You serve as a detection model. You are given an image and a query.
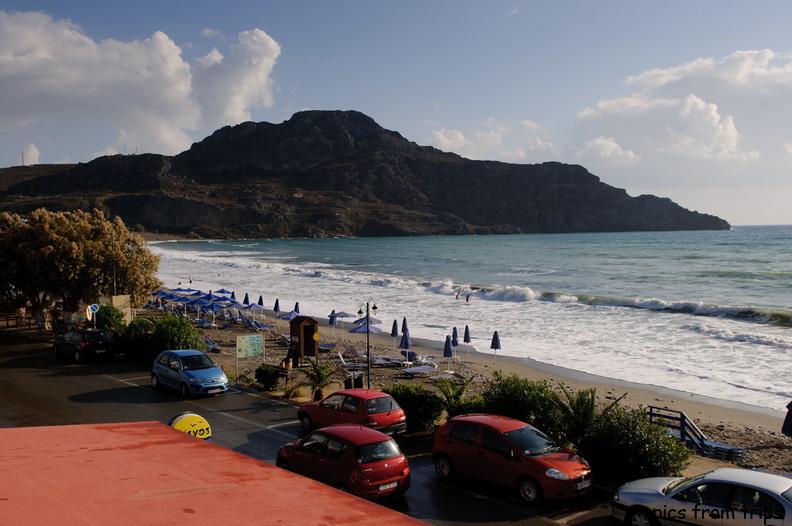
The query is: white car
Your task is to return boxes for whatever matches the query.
[612,467,792,526]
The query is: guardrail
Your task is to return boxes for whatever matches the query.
[646,406,746,462]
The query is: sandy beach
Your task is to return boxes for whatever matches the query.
[195,305,792,475]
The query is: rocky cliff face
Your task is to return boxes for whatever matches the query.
[0,110,730,237]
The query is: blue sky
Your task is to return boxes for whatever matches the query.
[3,2,792,225]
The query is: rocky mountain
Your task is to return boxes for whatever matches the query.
[0,110,730,238]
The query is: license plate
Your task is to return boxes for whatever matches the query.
[207,388,222,394]
[378,481,398,491]
[576,479,591,490]
[95,349,106,353]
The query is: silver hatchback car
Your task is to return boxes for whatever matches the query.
[151,349,228,397]
[612,467,792,526]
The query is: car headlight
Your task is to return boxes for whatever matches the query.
[220,374,228,383]
[545,468,570,480]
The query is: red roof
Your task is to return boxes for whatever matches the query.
[0,421,424,525]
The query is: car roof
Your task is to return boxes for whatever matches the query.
[315,424,393,445]
[447,413,531,432]
[165,349,204,357]
[703,468,792,493]
[333,389,392,400]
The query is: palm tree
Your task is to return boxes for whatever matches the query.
[300,357,337,401]
[548,384,625,445]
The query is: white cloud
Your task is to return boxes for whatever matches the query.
[201,28,221,38]
[428,117,556,162]
[22,143,39,165]
[192,28,281,127]
[575,136,637,165]
[0,11,281,157]
[428,128,475,157]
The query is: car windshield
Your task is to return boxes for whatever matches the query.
[85,332,110,343]
[664,473,705,495]
[180,354,216,370]
[365,396,400,415]
[357,440,401,464]
[503,425,561,456]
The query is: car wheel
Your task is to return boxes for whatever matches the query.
[334,483,350,493]
[151,374,160,390]
[73,350,81,363]
[299,414,313,432]
[517,477,542,503]
[434,454,455,479]
[179,383,190,398]
[628,508,659,526]
[276,458,289,470]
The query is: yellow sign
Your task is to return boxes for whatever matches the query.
[313,332,321,341]
[168,412,212,441]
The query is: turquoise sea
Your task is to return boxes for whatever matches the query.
[150,225,792,413]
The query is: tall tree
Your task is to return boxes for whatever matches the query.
[0,208,161,315]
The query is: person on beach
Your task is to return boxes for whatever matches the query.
[455,292,460,300]
[466,294,470,302]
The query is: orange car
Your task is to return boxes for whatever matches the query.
[277,424,410,500]
[297,389,407,435]
[431,414,592,503]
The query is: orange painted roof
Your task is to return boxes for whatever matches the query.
[0,421,424,525]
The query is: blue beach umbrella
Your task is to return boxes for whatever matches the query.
[398,329,412,350]
[243,293,250,305]
[464,325,472,357]
[353,316,382,325]
[401,317,408,334]
[452,327,459,347]
[443,335,453,358]
[294,302,300,314]
[258,295,264,306]
[491,331,501,360]
[348,323,383,334]
[273,299,280,313]
[278,310,299,321]
[231,291,236,300]
[334,311,354,330]
[390,319,399,351]
[152,289,170,297]
[328,310,337,324]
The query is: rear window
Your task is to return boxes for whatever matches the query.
[365,395,400,415]
[357,440,401,464]
[85,332,111,343]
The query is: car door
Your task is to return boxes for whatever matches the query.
[158,353,182,388]
[288,432,334,484]
[727,485,786,526]
[669,481,731,526]
[444,422,480,476]
[466,426,519,487]
[311,394,351,428]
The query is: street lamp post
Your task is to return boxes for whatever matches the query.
[357,300,377,389]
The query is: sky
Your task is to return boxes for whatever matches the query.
[2,2,792,226]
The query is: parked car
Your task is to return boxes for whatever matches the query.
[612,467,792,526]
[431,414,592,503]
[53,329,114,363]
[151,349,228,397]
[276,424,410,500]
[297,389,407,435]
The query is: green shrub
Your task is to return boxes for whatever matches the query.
[122,313,203,364]
[447,393,486,417]
[120,317,155,362]
[383,383,444,433]
[95,304,127,337]
[577,405,691,483]
[255,364,281,391]
[480,371,564,438]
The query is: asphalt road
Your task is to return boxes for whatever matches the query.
[0,331,614,526]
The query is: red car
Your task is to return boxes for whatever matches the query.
[276,424,410,500]
[297,389,407,435]
[431,414,592,503]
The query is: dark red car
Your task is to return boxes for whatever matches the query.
[276,424,410,500]
[297,389,407,435]
[431,414,592,503]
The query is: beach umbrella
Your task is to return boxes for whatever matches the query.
[491,330,501,361]
[464,325,472,357]
[334,310,354,330]
[243,292,250,305]
[231,291,236,300]
[258,295,264,306]
[452,326,459,347]
[443,335,453,358]
[273,299,280,313]
[390,319,399,351]
[348,323,383,334]
[353,316,382,325]
[215,288,233,295]
[329,310,338,335]
[398,329,412,350]
[401,317,408,334]
[244,304,266,311]
[294,302,300,314]
[278,310,299,321]
[152,289,170,297]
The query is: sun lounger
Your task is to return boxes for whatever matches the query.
[204,335,220,352]
[400,364,438,376]
[338,352,367,370]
